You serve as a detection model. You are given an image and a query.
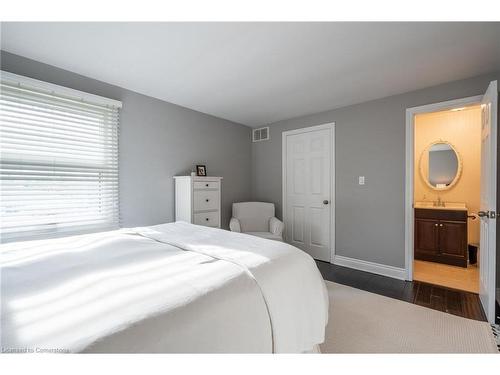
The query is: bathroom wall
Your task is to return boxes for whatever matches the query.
[414,106,482,244]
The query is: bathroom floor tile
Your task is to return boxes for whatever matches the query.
[413,260,479,293]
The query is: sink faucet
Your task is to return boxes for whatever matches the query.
[434,196,445,207]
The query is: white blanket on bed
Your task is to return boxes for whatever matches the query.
[1,222,328,353]
[134,222,329,352]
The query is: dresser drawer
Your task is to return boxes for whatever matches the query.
[175,176,222,228]
[193,190,219,211]
[193,211,220,227]
[194,180,220,190]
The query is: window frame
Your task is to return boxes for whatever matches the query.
[0,71,122,243]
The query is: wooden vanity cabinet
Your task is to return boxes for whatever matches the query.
[414,208,467,267]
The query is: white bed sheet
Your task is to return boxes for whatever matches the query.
[1,222,328,353]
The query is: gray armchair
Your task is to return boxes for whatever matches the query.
[229,202,284,241]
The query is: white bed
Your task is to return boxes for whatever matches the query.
[1,222,329,353]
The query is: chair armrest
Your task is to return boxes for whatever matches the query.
[229,217,241,232]
[269,217,284,237]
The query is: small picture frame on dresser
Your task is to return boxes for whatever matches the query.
[196,165,207,176]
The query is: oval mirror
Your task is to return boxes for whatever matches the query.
[420,141,462,190]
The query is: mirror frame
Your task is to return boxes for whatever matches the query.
[419,140,462,191]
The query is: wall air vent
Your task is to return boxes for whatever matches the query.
[252,126,270,142]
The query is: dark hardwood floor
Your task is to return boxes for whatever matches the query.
[316,260,487,321]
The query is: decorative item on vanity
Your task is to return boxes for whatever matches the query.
[229,202,284,241]
[174,175,222,228]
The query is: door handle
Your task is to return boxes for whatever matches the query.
[477,211,497,219]
[478,211,490,218]
[323,200,329,205]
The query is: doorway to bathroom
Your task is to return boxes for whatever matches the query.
[405,81,498,323]
[412,104,481,293]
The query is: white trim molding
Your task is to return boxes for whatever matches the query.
[333,255,407,280]
[404,95,483,281]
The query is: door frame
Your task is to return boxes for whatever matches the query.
[404,96,483,281]
[282,122,336,263]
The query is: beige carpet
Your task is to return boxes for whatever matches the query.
[321,281,498,353]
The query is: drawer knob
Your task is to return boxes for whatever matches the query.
[205,218,209,221]
[205,184,209,187]
[206,199,209,202]
[435,223,438,227]
[440,224,443,227]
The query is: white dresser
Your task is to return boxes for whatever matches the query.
[174,176,223,228]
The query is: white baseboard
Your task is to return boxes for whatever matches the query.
[333,255,407,280]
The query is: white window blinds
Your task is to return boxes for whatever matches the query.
[0,71,121,243]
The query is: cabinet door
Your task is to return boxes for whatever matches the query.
[439,220,467,259]
[415,219,439,256]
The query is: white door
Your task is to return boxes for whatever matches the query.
[283,123,334,262]
[479,80,497,323]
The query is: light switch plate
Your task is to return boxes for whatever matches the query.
[358,176,365,185]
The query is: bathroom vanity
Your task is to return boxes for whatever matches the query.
[414,205,468,268]
[414,140,470,268]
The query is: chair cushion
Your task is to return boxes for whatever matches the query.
[245,232,283,242]
[232,202,275,232]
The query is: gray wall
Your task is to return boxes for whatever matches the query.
[1,51,252,228]
[2,50,499,272]
[252,70,500,268]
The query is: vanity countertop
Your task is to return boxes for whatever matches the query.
[414,201,467,211]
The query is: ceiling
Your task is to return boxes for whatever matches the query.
[1,22,500,127]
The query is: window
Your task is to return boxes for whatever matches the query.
[0,72,121,242]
